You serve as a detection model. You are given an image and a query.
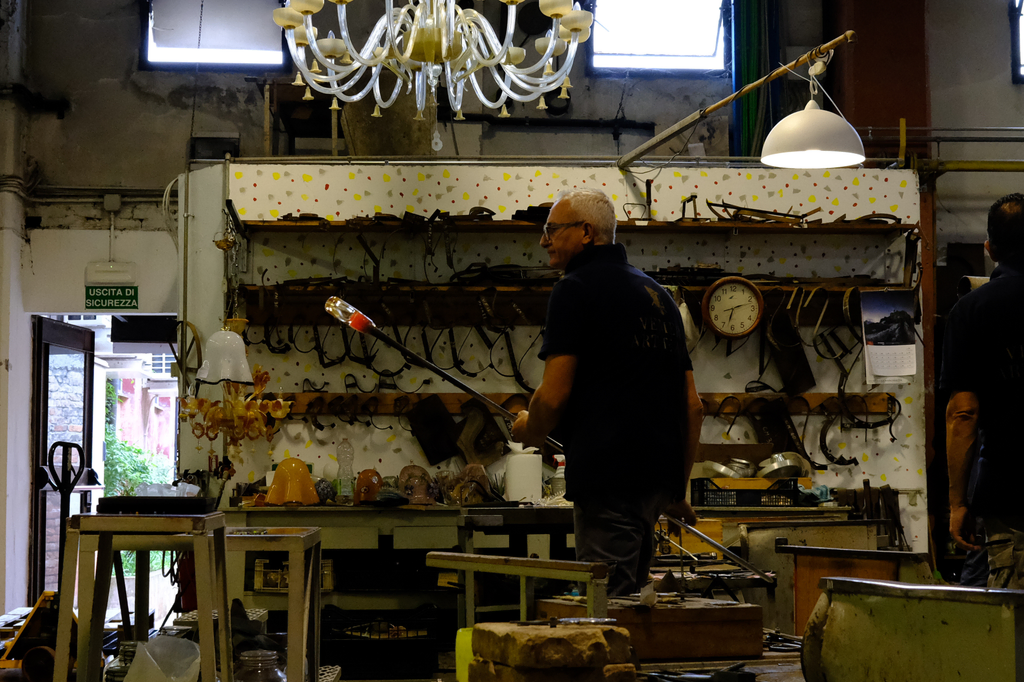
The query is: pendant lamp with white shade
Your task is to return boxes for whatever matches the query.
[760,99,865,169]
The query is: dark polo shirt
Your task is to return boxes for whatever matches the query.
[940,260,1024,517]
[539,243,693,503]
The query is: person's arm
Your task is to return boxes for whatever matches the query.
[665,370,703,525]
[947,390,982,552]
[510,354,577,447]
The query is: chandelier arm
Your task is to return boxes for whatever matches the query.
[289,36,385,100]
[373,66,405,107]
[286,31,372,90]
[338,2,413,69]
[295,27,370,82]
[381,0,425,68]
[301,16,387,75]
[456,5,518,70]
[461,68,506,108]
[504,35,580,85]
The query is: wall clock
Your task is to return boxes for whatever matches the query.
[701,276,764,339]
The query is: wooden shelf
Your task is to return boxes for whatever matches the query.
[240,282,913,328]
[270,391,893,418]
[242,217,918,236]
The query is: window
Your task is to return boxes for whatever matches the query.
[591,0,728,71]
[143,0,285,68]
[148,354,175,376]
[1013,1,1024,83]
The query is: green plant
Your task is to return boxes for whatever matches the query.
[104,435,173,573]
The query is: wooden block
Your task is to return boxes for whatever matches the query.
[469,658,636,682]
[535,597,763,661]
[472,623,632,669]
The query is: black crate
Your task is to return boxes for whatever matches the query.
[690,478,799,507]
[320,605,442,680]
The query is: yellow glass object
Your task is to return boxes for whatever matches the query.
[266,459,319,506]
[455,627,473,682]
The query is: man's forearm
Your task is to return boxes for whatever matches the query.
[523,384,566,444]
[946,391,980,509]
[682,371,702,483]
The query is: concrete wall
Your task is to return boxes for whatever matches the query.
[928,0,1024,253]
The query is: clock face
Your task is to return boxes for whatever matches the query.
[702,277,764,338]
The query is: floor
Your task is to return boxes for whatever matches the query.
[0,653,806,681]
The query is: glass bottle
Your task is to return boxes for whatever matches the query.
[234,649,287,682]
[335,438,355,505]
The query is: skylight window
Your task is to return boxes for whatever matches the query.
[144,0,284,68]
[591,0,727,71]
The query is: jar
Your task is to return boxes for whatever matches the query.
[234,649,286,682]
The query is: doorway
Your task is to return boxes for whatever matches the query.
[31,317,96,598]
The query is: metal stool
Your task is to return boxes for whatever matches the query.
[225,527,322,682]
[53,513,233,682]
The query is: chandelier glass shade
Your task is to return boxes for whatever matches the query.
[272,0,594,118]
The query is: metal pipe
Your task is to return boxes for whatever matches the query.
[616,30,858,169]
[663,514,775,584]
[918,159,1024,173]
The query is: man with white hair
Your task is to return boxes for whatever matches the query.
[512,188,703,596]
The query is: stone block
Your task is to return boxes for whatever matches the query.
[469,658,636,682]
[472,623,632,669]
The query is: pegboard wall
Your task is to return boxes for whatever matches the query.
[182,162,927,552]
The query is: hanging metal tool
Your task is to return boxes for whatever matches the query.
[325,297,564,453]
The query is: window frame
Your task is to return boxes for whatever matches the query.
[136,0,292,74]
[1012,0,1024,84]
[584,0,733,80]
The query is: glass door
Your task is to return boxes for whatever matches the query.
[31,317,95,598]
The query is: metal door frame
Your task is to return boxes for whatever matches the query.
[30,316,95,599]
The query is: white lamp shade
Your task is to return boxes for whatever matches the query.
[290,0,325,15]
[561,9,593,32]
[760,100,865,169]
[294,25,317,46]
[539,0,572,18]
[196,330,252,385]
[505,46,526,65]
[559,24,590,43]
[317,37,347,58]
[272,7,304,29]
[534,37,566,57]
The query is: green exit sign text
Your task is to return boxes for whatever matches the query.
[85,286,139,310]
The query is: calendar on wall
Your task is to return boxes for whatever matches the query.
[861,290,917,383]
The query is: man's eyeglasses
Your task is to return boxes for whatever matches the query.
[541,220,584,240]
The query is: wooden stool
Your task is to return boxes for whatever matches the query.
[53,513,233,682]
[225,527,322,682]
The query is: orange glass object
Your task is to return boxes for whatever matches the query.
[353,469,383,505]
[266,459,319,506]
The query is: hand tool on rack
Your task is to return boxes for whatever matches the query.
[662,514,775,584]
[325,297,564,453]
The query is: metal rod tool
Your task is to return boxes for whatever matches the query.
[663,514,775,584]
[325,296,564,453]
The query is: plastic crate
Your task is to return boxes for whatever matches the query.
[690,478,799,507]
[320,604,441,679]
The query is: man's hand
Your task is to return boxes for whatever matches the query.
[665,498,697,526]
[950,504,982,552]
[511,410,537,446]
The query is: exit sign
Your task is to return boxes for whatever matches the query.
[85,286,139,310]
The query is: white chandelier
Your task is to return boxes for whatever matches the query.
[272,0,594,120]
